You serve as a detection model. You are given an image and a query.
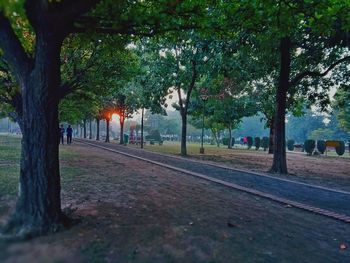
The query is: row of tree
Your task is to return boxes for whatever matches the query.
[0,0,349,237]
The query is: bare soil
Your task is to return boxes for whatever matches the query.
[1,144,350,262]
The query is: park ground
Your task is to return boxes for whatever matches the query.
[135,141,350,192]
[0,135,350,262]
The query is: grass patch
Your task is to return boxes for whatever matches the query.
[0,135,83,197]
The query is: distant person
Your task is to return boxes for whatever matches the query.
[66,125,73,144]
[243,137,247,145]
[59,125,65,144]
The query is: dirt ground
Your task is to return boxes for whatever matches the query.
[1,144,349,263]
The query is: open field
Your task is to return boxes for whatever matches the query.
[132,141,350,192]
[0,135,350,262]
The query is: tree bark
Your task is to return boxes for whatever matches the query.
[89,119,92,139]
[141,108,144,149]
[83,119,87,139]
[271,37,291,174]
[96,118,100,140]
[105,119,110,143]
[228,124,232,149]
[180,113,187,156]
[119,114,124,145]
[4,30,68,237]
[268,117,274,154]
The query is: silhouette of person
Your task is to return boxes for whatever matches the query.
[66,125,73,144]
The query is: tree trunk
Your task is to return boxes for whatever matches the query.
[83,119,87,139]
[105,119,110,143]
[119,115,125,145]
[141,108,144,149]
[4,32,68,237]
[216,131,220,147]
[180,113,187,156]
[271,37,291,174]
[89,119,92,139]
[96,118,100,141]
[268,117,274,154]
[228,124,232,149]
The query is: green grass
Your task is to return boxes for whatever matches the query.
[0,136,21,196]
[0,135,82,197]
[133,141,350,158]
[136,141,261,156]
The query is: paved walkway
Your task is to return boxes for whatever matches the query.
[78,140,350,218]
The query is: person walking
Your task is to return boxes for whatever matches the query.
[59,125,65,144]
[66,124,73,144]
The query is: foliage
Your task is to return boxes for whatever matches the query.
[247,136,253,149]
[335,141,346,156]
[222,137,234,147]
[254,137,260,150]
[317,140,326,154]
[309,128,335,141]
[145,129,161,142]
[287,140,295,151]
[261,137,269,151]
[286,110,327,143]
[333,85,350,134]
[304,140,316,155]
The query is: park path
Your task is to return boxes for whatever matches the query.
[75,139,350,221]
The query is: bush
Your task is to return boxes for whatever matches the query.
[304,139,315,155]
[287,139,295,151]
[222,137,235,147]
[146,130,161,142]
[336,141,345,156]
[247,136,253,149]
[254,137,261,150]
[261,137,269,151]
[317,140,326,154]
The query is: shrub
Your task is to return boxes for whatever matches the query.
[336,141,345,156]
[317,140,326,154]
[261,137,269,151]
[287,139,295,151]
[222,137,235,146]
[304,139,315,155]
[254,137,261,150]
[146,130,161,141]
[247,136,253,149]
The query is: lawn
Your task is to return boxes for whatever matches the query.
[0,135,350,262]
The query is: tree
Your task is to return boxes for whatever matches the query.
[234,1,350,173]
[0,0,210,237]
[333,85,350,133]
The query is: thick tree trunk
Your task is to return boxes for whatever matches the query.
[141,108,144,149]
[228,125,232,149]
[89,119,92,139]
[271,37,291,174]
[96,118,100,141]
[268,118,274,154]
[180,113,187,156]
[5,32,68,237]
[105,119,110,143]
[83,119,87,139]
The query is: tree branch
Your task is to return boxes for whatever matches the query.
[290,56,350,87]
[0,12,31,85]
